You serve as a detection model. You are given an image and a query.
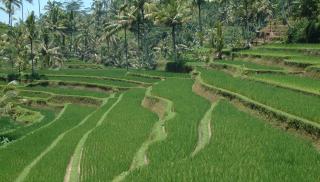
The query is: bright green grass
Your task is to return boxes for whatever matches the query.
[0,104,94,182]
[260,43,320,50]
[0,68,11,72]
[0,117,16,133]
[239,49,320,64]
[307,65,320,73]
[0,80,7,85]
[39,69,159,83]
[125,78,211,180]
[215,59,284,70]
[186,62,206,67]
[80,89,158,181]
[46,76,139,87]
[24,97,118,182]
[146,78,210,161]
[251,73,320,94]
[0,107,57,142]
[129,69,191,78]
[199,68,320,123]
[22,86,109,98]
[18,90,52,99]
[127,100,320,181]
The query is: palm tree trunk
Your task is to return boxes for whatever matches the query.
[125,27,128,71]
[9,10,11,26]
[244,0,250,46]
[10,55,13,71]
[31,38,34,75]
[172,24,177,62]
[137,21,140,62]
[141,7,146,66]
[22,1,24,20]
[38,0,41,17]
[198,3,203,46]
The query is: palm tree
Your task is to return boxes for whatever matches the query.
[0,0,21,26]
[44,1,66,48]
[132,0,146,50]
[152,0,191,62]
[26,11,36,74]
[37,0,40,17]
[193,0,205,46]
[75,20,94,61]
[65,0,83,55]
[210,21,224,59]
[21,0,32,20]
[105,3,137,70]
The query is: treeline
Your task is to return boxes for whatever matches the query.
[0,0,319,74]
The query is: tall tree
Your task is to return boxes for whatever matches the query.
[44,1,66,49]
[1,0,21,26]
[37,0,40,16]
[152,0,191,62]
[65,0,83,55]
[105,3,137,70]
[26,11,36,74]
[21,0,33,20]
[193,0,205,46]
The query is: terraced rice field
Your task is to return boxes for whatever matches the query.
[0,80,7,85]
[251,73,320,95]
[213,59,284,70]
[0,44,320,181]
[199,68,320,123]
[80,89,158,182]
[0,106,57,141]
[260,43,320,50]
[45,75,141,88]
[24,96,119,182]
[0,117,16,133]
[0,105,94,181]
[127,100,320,181]
[238,49,320,65]
[22,86,110,98]
[39,69,161,84]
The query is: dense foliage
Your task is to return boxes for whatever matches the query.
[0,0,318,73]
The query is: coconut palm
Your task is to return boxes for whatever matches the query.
[21,0,32,20]
[65,0,83,54]
[132,0,147,46]
[44,2,66,48]
[193,0,205,46]
[210,21,224,59]
[8,23,26,72]
[105,3,137,70]
[0,0,21,26]
[26,11,36,74]
[37,0,40,16]
[151,0,191,62]
[75,20,95,61]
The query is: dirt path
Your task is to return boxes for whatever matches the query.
[191,102,218,157]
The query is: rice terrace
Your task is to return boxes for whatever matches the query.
[0,0,320,181]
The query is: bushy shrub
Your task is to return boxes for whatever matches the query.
[24,72,42,81]
[165,61,193,73]
[2,85,16,94]
[305,20,320,43]
[287,18,320,43]
[210,22,224,59]
[7,73,20,82]
[287,18,309,43]
[224,26,244,49]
